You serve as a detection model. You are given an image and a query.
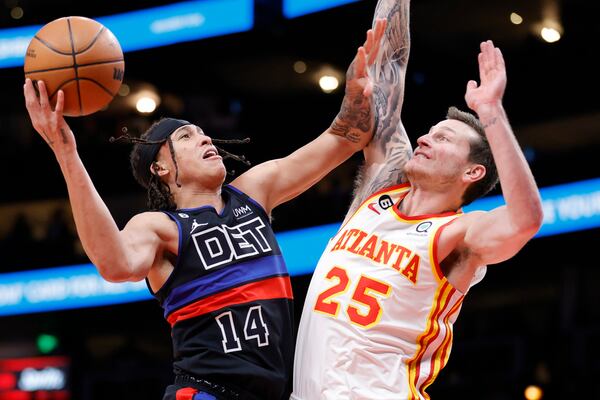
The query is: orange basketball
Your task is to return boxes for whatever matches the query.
[24,16,125,117]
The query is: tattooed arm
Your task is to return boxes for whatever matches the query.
[343,0,413,222]
[232,21,389,214]
[329,18,388,149]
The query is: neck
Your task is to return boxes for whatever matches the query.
[174,186,225,211]
[400,181,463,216]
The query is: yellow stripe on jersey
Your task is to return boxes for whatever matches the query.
[406,280,454,399]
[419,294,464,398]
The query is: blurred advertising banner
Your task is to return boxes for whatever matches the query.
[464,177,600,238]
[283,0,360,18]
[0,356,69,399]
[1,178,600,316]
[0,0,253,68]
[0,264,150,317]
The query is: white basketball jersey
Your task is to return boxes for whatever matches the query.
[292,184,486,400]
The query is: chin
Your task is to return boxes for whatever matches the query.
[404,163,432,184]
[404,160,421,176]
[214,166,227,184]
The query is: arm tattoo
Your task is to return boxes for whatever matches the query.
[345,0,413,218]
[331,64,373,143]
[60,128,69,144]
[483,117,498,129]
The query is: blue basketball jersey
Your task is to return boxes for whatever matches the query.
[148,185,294,400]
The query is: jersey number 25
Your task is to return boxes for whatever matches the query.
[314,266,391,329]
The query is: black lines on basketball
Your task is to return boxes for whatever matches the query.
[25,65,74,75]
[25,59,125,75]
[76,26,105,55]
[79,77,117,98]
[48,78,77,102]
[32,35,72,56]
[24,16,124,116]
[66,18,83,115]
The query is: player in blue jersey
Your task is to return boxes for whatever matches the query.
[23,20,388,400]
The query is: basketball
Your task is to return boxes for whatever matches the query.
[24,16,125,117]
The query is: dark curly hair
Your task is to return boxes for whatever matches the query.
[117,118,251,211]
[129,120,180,211]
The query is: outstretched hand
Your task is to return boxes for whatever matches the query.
[330,18,387,144]
[347,18,388,97]
[465,40,507,117]
[23,78,75,155]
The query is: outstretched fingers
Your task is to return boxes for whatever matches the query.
[367,18,387,66]
[364,29,374,55]
[37,80,50,109]
[478,44,489,80]
[480,40,507,81]
[24,78,39,111]
[355,46,367,78]
[494,47,505,70]
[55,90,64,116]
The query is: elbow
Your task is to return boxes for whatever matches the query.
[517,202,544,238]
[95,259,137,283]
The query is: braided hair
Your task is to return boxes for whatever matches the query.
[112,118,250,211]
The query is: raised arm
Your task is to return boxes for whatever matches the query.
[459,41,543,266]
[232,20,387,214]
[344,0,413,221]
[23,79,167,282]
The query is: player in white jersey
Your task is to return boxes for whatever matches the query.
[292,0,543,399]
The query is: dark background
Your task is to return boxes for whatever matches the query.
[1,0,599,398]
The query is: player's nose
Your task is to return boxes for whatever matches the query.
[199,134,213,146]
[416,135,431,148]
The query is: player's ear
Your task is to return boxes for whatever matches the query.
[151,161,169,177]
[463,164,486,184]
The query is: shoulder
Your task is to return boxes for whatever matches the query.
[229,161,278,211]
[127,211,172,225]
[436,211,487,260]
[125,211,178,238]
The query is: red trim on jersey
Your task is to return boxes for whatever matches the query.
[176,387,199,400]
[408,281,456,399]
[419,295,464,395]
[338,184,411,232]
[431,218,460,282]
[167,276,293,327]
[439,298,464,367]
[365,183,411,202]
[392,202,461,221]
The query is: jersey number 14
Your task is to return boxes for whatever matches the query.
[215,306,270,353]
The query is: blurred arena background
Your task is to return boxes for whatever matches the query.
[0,0,599,398]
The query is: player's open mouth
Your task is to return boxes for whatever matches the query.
[414,151,429,159]
[203,148,220,159]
